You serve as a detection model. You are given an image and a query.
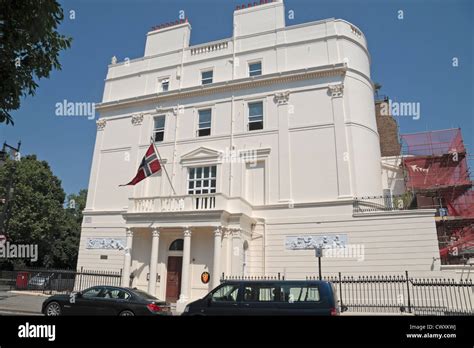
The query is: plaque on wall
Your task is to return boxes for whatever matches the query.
[285,234,347,250]
[86,238,126,250]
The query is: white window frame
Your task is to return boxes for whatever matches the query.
[201,69,213,85]
[187,165,217,195]
[247,100,264,131]
[248,60,262,77]
[153,115,166,142]
[197,108,212,137]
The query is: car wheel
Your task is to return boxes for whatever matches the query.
[119,310,135,316]
[45,302,62,316]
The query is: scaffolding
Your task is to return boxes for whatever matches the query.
[401,129,474,264]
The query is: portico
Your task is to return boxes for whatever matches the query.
[121,224,247,308]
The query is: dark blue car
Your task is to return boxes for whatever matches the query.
[182,280,341,316]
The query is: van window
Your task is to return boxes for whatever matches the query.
[211,284,239,302]
[281,285,320,303]
[243,285,280,302]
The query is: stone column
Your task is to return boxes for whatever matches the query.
[222,228,231,277]
[231,228,243,276]
[212,227,222,289]
[274,91,292,202]
[328,83,352,197]
[122,228,134,287]
[179,227,192,303]
[147,228,160,295]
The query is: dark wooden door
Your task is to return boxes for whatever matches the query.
[166,256,182,303]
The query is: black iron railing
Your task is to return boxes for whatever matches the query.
[220,271,473,315]
[0,266,122,294]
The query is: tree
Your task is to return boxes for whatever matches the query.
[0,155,86,269]
[0,0,72,125]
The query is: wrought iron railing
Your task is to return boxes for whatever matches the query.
[220,271,473,315]
[353,193,417,214]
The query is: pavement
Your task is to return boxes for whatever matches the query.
[0,290,45,315]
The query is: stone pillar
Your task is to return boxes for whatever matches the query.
[222,228,231,277]
[231,228,243,276]
[274,91,292,202]
[178,227,192,303]
[212,227,222,289]
[122,228,134,287]
[148,228,160,295]
[328,83,352,197]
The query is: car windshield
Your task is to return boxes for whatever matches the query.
[130,289,158,300]
[34,273,50,278]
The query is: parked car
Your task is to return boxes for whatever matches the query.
[183,280,343,316]
[28,272,55,290]
[42,285,171,316]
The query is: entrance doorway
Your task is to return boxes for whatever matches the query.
[166,238,184,303]
[166,256,182,303]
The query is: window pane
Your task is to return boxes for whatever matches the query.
[188,181,194,189]
[154,116,165,129]
[189,168,195,178]
[154,131,164,142]
[249,62,262,76]
[196,168,202,178]
[196,181,201,188]
[199,109,211,123]
[198,128,211,137]
[204,167,210,177]
[249,102,263,116]
[162,81,169,91]
[211,179,216,188]
[211,166,216,177]
[203,180,209,187]
[202,70,213,84]
[249,121,263,131]
[212,285,239,302]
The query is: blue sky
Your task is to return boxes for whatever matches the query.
[1,0,472,195]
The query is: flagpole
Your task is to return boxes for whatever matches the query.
[150,137,177,195]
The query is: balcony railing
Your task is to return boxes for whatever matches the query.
[128,193,252,215]
[353,193,417,214]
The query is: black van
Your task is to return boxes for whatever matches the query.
[182,280,340,316]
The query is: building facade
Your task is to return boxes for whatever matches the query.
[77,0,441,311]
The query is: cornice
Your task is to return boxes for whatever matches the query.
[96,64,347,112]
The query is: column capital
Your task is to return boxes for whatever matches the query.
[151,228,160,238]
[231,227,242,238]
[213,226,222,237]
[274,90,290,105]
[328,83,344,97]
[125,228,134,237]
[183,227,192,238]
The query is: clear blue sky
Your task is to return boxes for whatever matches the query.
[1,0,472,195]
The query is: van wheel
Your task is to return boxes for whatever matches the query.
[119,310,135,316]
[45,302,62,316]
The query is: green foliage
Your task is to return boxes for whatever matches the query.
[0,0,72,125]
[0,155,86,269]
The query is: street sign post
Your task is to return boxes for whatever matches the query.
[315,246,322,280]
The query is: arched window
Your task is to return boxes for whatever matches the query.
[169,239,184,251]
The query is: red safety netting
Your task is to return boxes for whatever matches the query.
[443,189,474,218]
[439,224,474,258]
[401,129,471,189]
[403,156,471,189]
[401,128,465,157]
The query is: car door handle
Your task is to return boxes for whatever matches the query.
[243,303,250,307]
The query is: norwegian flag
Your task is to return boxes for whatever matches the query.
[121,144,162,186]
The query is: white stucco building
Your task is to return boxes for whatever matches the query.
[77,0,441,311]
